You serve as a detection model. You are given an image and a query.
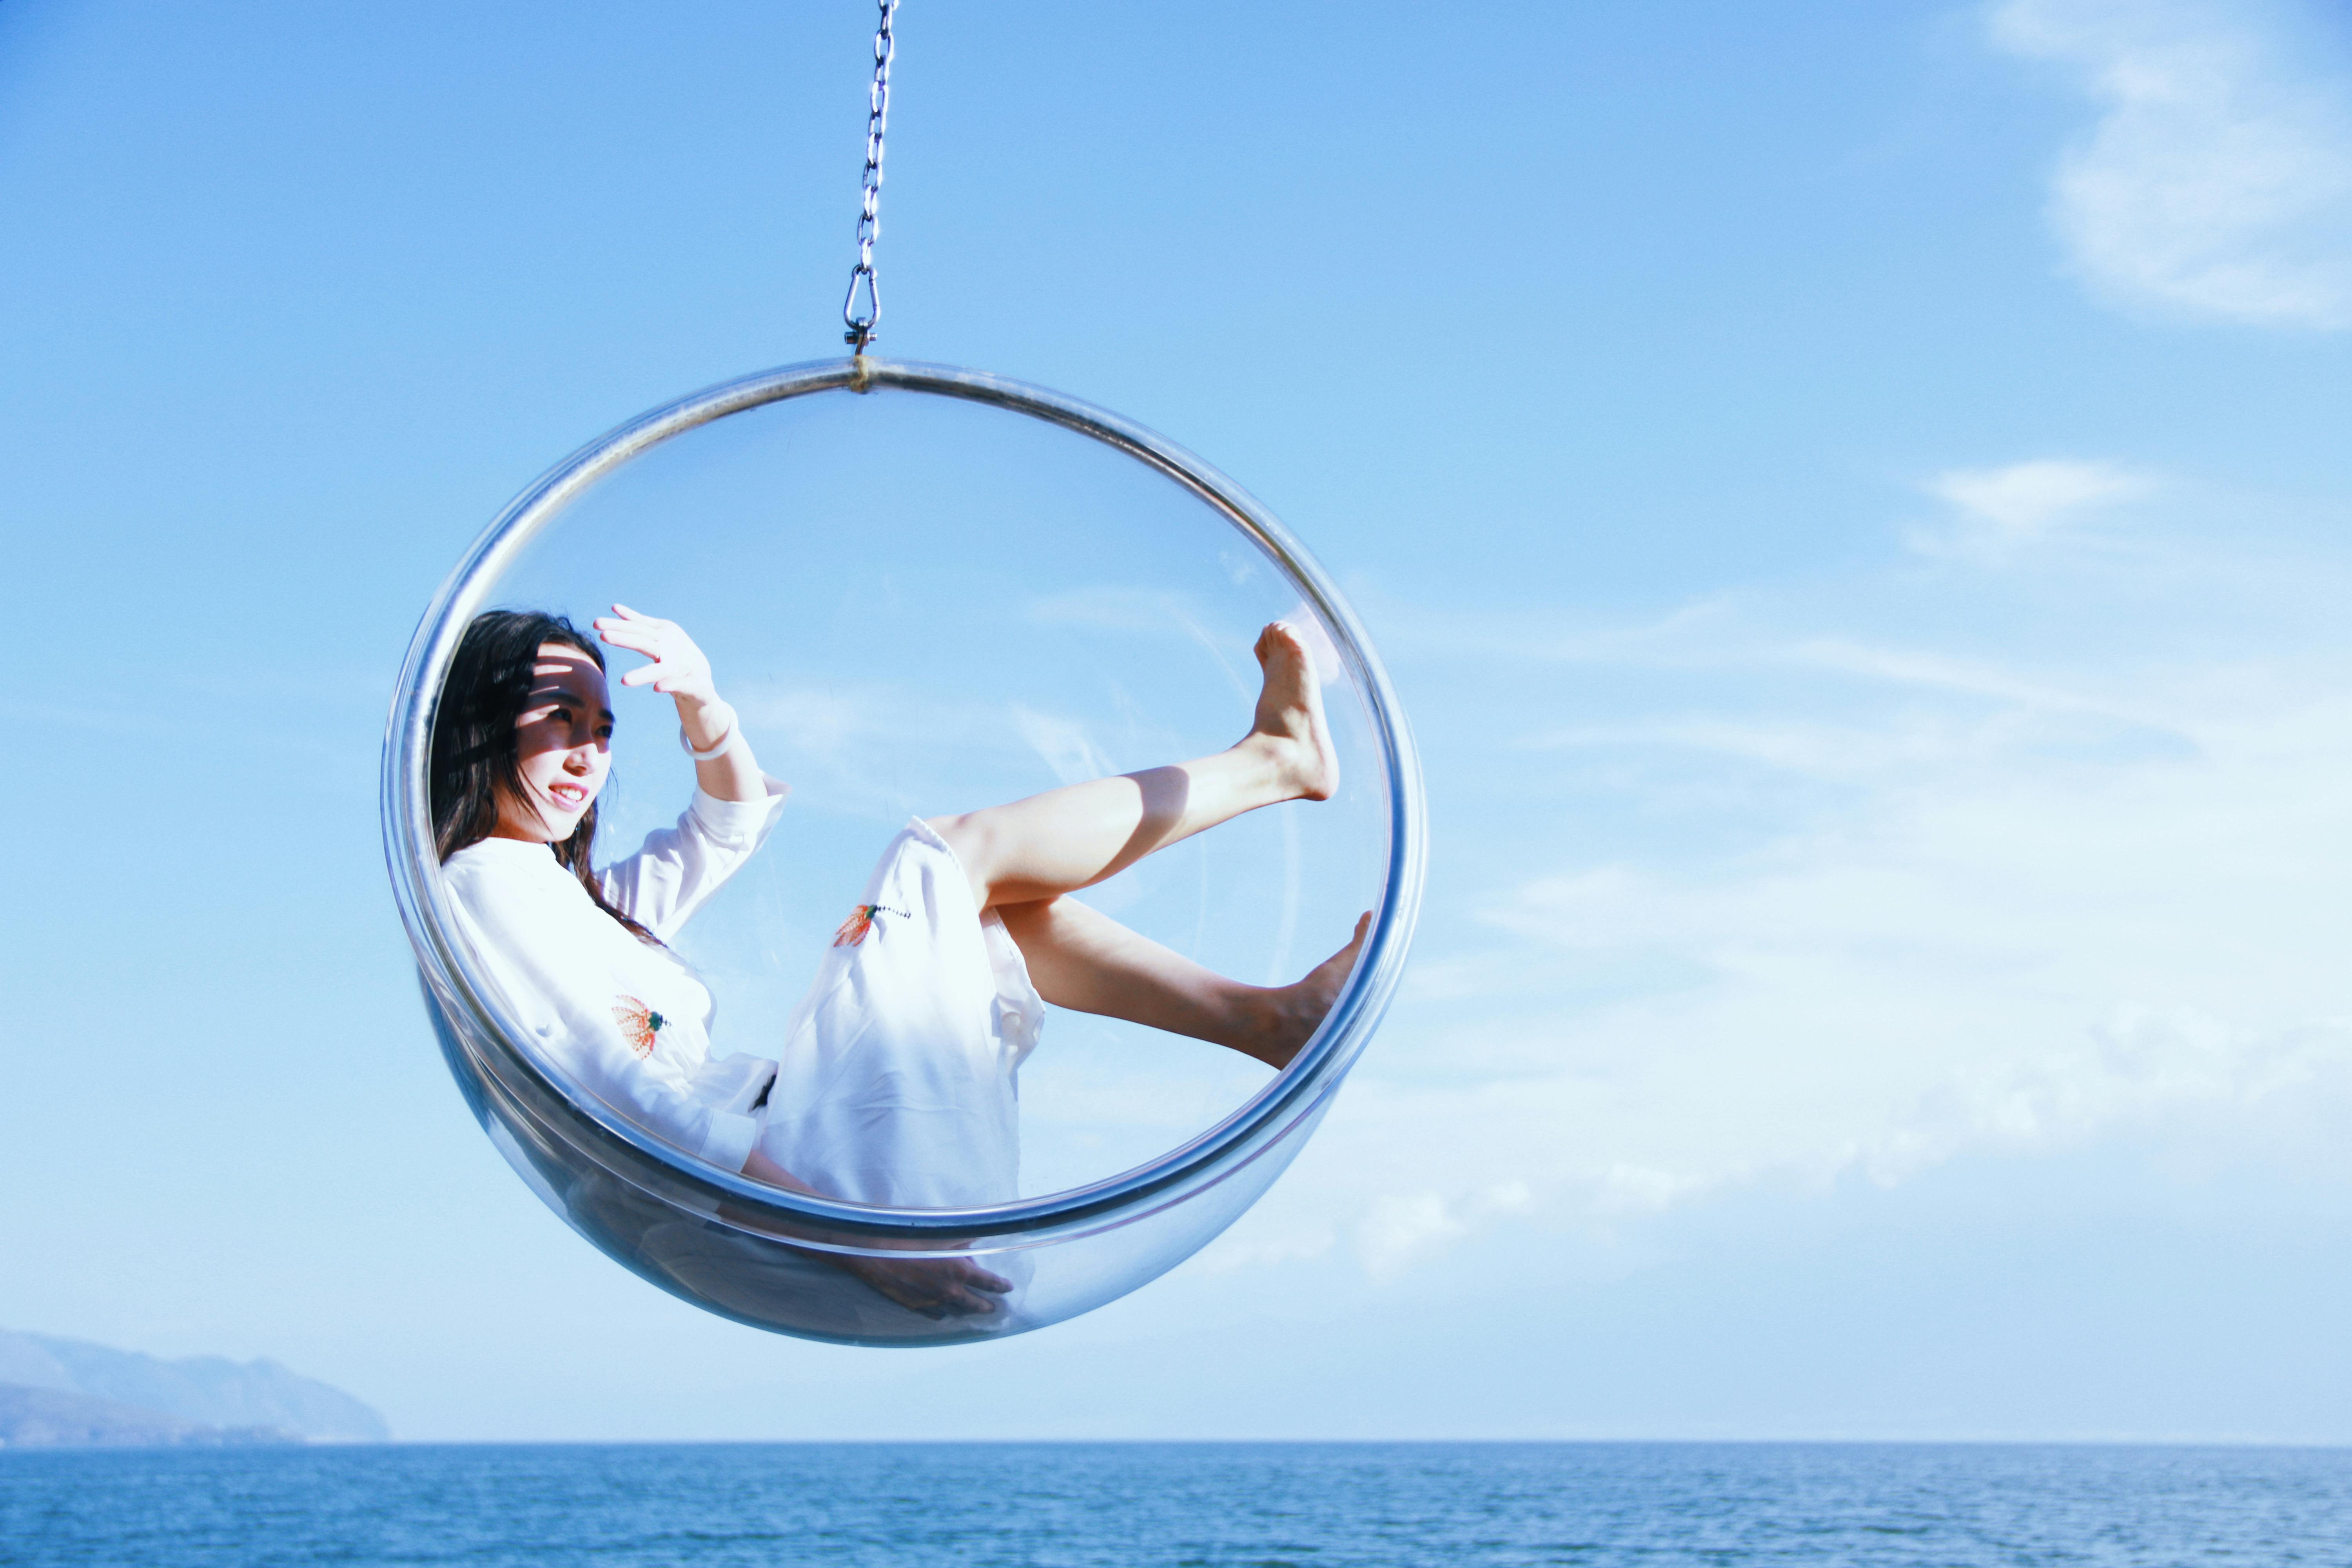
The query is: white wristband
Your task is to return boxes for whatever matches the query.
[679,703,738,763]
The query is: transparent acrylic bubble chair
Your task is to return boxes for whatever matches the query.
[382,358,1425,1344]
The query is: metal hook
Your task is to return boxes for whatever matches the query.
[842,265,880,352]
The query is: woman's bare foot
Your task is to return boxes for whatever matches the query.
[1244,622,1341,802]
[1249,912,1372,1069]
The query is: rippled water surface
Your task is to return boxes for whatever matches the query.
[4,1441,2349,1566]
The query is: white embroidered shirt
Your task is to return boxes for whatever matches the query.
[441,784,788,1172]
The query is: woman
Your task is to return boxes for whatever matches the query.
[433,604,1364,1316]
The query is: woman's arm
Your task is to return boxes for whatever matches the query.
[594,603,768,802]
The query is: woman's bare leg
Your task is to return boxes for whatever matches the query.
[997,897,1371,1070]
[930,624,1338,911]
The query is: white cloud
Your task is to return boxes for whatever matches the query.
[1237,465,2352,1283]
[1025,586,1204,634]
[1010,703,1118,786]
[1194,1221,1338,1276]
[1853,1004,2352,1185]
[1351,1182,1536,1281]
[1354,1193,1467,1280]
[1781,636,2139,715]
[726,677,1187,822]
[1479,664,2352,1171]
[1991,0,2352,328]
[1912,457,2155,559]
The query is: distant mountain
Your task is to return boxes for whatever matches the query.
[0,1331,387,1443]
[0,1385,298,1449]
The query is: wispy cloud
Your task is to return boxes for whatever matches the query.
[1009,704,1118,786]
[1353,1183,1535,1281]
[1851,1005,2352,1185]
[1910,457,2156,559]
[1223,458,2352,1283]
[1991,0,2352,328]
[728,678,1186,822]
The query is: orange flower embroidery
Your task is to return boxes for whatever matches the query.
[612,995,666,1058]
[832,903,909,947]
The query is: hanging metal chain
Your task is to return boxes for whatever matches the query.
[842,0,898,352]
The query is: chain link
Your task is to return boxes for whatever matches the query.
[842,0,898,352]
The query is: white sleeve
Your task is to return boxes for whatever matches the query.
[445,862,757,1171]
[599,779,789,942]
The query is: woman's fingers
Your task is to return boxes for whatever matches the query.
[853,1255,1009,1316]
[935,1260,1012,1307]
[595,610,715,700]
[594,634,658,664]
[596,617,710,677]
[593,606,668,638]
[935,1282,1004,1316]
[593,619,661,651]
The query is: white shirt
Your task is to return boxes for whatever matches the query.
[443,784,788,1173]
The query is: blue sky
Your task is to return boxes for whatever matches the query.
[4,0,2350,1442]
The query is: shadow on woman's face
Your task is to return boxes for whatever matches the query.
[495,643,614,842]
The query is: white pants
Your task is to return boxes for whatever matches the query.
[756,818,1045,1210]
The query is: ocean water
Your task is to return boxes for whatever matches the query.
[3,1441,2348,1566]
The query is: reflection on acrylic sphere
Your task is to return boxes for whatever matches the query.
[383,359,1424,1345]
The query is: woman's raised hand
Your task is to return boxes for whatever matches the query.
[594,604,768,800]
[593,604,720,709]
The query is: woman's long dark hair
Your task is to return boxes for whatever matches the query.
[432,609,656,943]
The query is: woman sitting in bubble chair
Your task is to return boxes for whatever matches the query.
[432,605,1365,1318]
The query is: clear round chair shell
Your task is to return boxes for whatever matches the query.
[382,358,1426,1345]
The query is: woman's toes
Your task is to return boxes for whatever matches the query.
[1321,912,1370,989]
[1249,622,1340,801]
[1262,912,1373,1069]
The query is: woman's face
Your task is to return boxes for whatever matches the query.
[493,641,614,842]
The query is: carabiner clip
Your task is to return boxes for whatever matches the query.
[842,265,881,350]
